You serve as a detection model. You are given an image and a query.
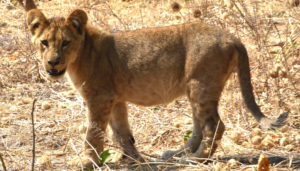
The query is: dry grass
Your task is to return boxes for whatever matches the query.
[0,0,299,170]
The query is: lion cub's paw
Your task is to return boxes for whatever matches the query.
[69,157,101,170]
[162,149,191,161]
[162,150,178,160]
[119,153,145,165]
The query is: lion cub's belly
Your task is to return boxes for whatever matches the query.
[123,76,185,106]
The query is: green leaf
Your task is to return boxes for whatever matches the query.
[99,150,114,164]
[184,130,192,142]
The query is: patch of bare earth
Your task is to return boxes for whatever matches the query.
[0,0,299,170]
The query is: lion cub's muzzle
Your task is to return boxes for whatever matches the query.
[46,57,66,77]
[47,68,66,76]
[48,57,60,67]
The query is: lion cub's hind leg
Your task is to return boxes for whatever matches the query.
[187,79,226,159]
[163,79,226,160]
[109,102,144,163]
[162,113,203,160]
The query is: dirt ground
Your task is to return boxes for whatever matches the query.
[0,0,299,170]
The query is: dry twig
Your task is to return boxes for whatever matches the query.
[0,153,7,171]
[31,99,37,171]
[105,2,128,30]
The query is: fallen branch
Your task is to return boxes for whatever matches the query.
[31,99,37,171]
[214,153,300,169]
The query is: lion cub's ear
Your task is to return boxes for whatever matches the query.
[66,9,88,35]
[26,9,48,36]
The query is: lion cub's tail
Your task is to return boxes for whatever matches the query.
[235,43,288,130]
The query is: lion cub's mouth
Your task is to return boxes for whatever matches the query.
[47,68,66,76]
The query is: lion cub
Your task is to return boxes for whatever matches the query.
[20,0,288,168]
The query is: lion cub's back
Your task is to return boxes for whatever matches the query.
[112,22,236,106]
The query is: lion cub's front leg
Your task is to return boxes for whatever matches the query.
[109,102,143,162]
[82,96,143,168]
[82,95,114,168]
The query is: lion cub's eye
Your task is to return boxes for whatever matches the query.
[41,40,49,47]
[62,40,71,48]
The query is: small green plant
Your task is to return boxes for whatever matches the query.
[184,130,192,143]
[99,150,115,164]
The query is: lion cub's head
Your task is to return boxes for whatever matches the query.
[26,9,88,80]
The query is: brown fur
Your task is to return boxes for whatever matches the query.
[20,1,288,168]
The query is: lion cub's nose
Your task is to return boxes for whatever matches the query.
[48,57,60,67]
